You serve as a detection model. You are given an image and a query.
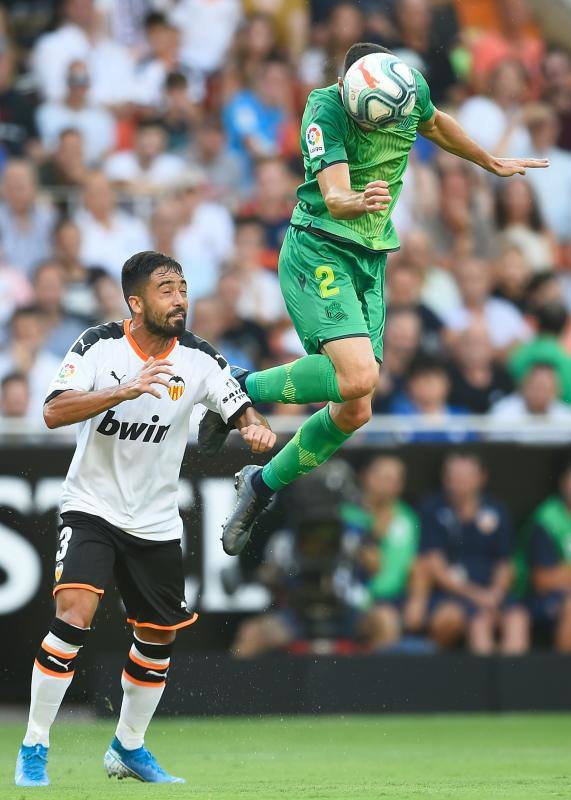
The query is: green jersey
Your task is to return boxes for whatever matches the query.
[291,71,435,252]
[365,501,419,601]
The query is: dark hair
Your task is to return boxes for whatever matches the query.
[165,71,188,91]
[495,180,544,232]
[1,371,28,391]
[526,271,557,296]
[136,117,166,133]
[121,251,183,310]
[443,450,485,472]
[407,354,449,382]
[533,301,568,335]
[343,42,393,76]
[144,11,169,30]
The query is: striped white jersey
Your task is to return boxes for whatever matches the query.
[46,320,250,540]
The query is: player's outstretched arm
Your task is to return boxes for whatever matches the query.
[317,162,392,219]
[418,109,549,177]
[235,407,276,454]
[44,357,174,429]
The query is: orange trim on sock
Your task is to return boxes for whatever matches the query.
[127,612,198,631]
[123,319,177,362]
[129,651,169,671]
[42,642,78,660]
[34,659,74,679]
[122,669,165,689]
[53,583,104,597]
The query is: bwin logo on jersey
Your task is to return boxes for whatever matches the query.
[96,409,170,443]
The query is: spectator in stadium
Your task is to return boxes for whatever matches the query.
[0,29,40,158]
[419,452,529,654]
[357,456,419,650]
[229,13,280,92]
[216,271,272,370]
[162,72,202,154]
[493,245,533,313]
[36,60,116,166]
[90,270,128,324]
[74,171,151,280]
[187,116,244,208]
[149,199,181,258]
[242,0,309,64]
[448,322,514,414]
[32,259,90,358]
[489,363,571,442]
[389,355,473,443]
[0,159,56,275]
[399,229,461,320]
[494,178,555,272]
[170,0,243,76]
[444,257,530,356]
[390,0,459,104]
[52,217,97,319]
[541,49,571,152]
[509,302,571,404]
[0,258,33,340]
[134,12,205,110]
[38,128,88,190]
[298,1,365,92]
[386,262,444,356]
[528,460,571,652]
[225,217,287,326]
[222,57,293,182]
[191,295,255,371]
[373,307,421,413]
[0,372,30,419]
[525,103,571,243]
[174,171,234,301]
[104,118,185,193]
[238,157,296,267]
[0,305,60,419]
[458,59,532,157]
[426,164,496,266]
[31,0,137,106]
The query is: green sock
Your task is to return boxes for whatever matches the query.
[261,405,352,491]
[245,355,343,405]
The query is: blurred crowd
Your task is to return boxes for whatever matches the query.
[230,453,571,657]
[0,0,571,431]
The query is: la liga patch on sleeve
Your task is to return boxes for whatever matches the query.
[306,123,325,158]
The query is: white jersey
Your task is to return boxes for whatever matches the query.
[46,320,250,540]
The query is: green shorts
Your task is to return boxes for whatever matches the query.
[278,225,388,362]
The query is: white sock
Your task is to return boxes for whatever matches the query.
[23,631,83,747]
[115,641,170,751]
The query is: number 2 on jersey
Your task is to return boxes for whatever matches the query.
[315,265,339,298]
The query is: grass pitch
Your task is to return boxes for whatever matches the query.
[2,714,570,799]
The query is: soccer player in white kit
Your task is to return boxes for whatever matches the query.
[15,251,276,787]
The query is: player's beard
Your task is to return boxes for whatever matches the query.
[144,307,187,338]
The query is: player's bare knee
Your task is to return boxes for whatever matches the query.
[55,589,98,629]
[56,605,93,630]
[337,364,378,400]
[135,626,176,645]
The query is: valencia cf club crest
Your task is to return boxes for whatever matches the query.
[168,376,185,401]
[54,562,63,583]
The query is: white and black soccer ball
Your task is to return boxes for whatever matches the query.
[342,52,417,129]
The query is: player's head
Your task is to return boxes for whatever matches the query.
[121,250,187,337]
[342,42,393,77]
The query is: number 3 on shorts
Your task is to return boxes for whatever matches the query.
[315,265,339,298]
[56,526,72,561]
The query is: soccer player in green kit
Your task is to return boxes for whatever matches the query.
[200,42,548,556]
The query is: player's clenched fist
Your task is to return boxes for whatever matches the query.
[240,424,277,454]
[120,357,174,400]
[362,180,392,213]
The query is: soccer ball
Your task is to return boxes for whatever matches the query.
[342,53,417,130]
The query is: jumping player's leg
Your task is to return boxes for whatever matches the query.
[260,337,377,492]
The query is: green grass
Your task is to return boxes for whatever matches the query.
[2,714,570,799]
